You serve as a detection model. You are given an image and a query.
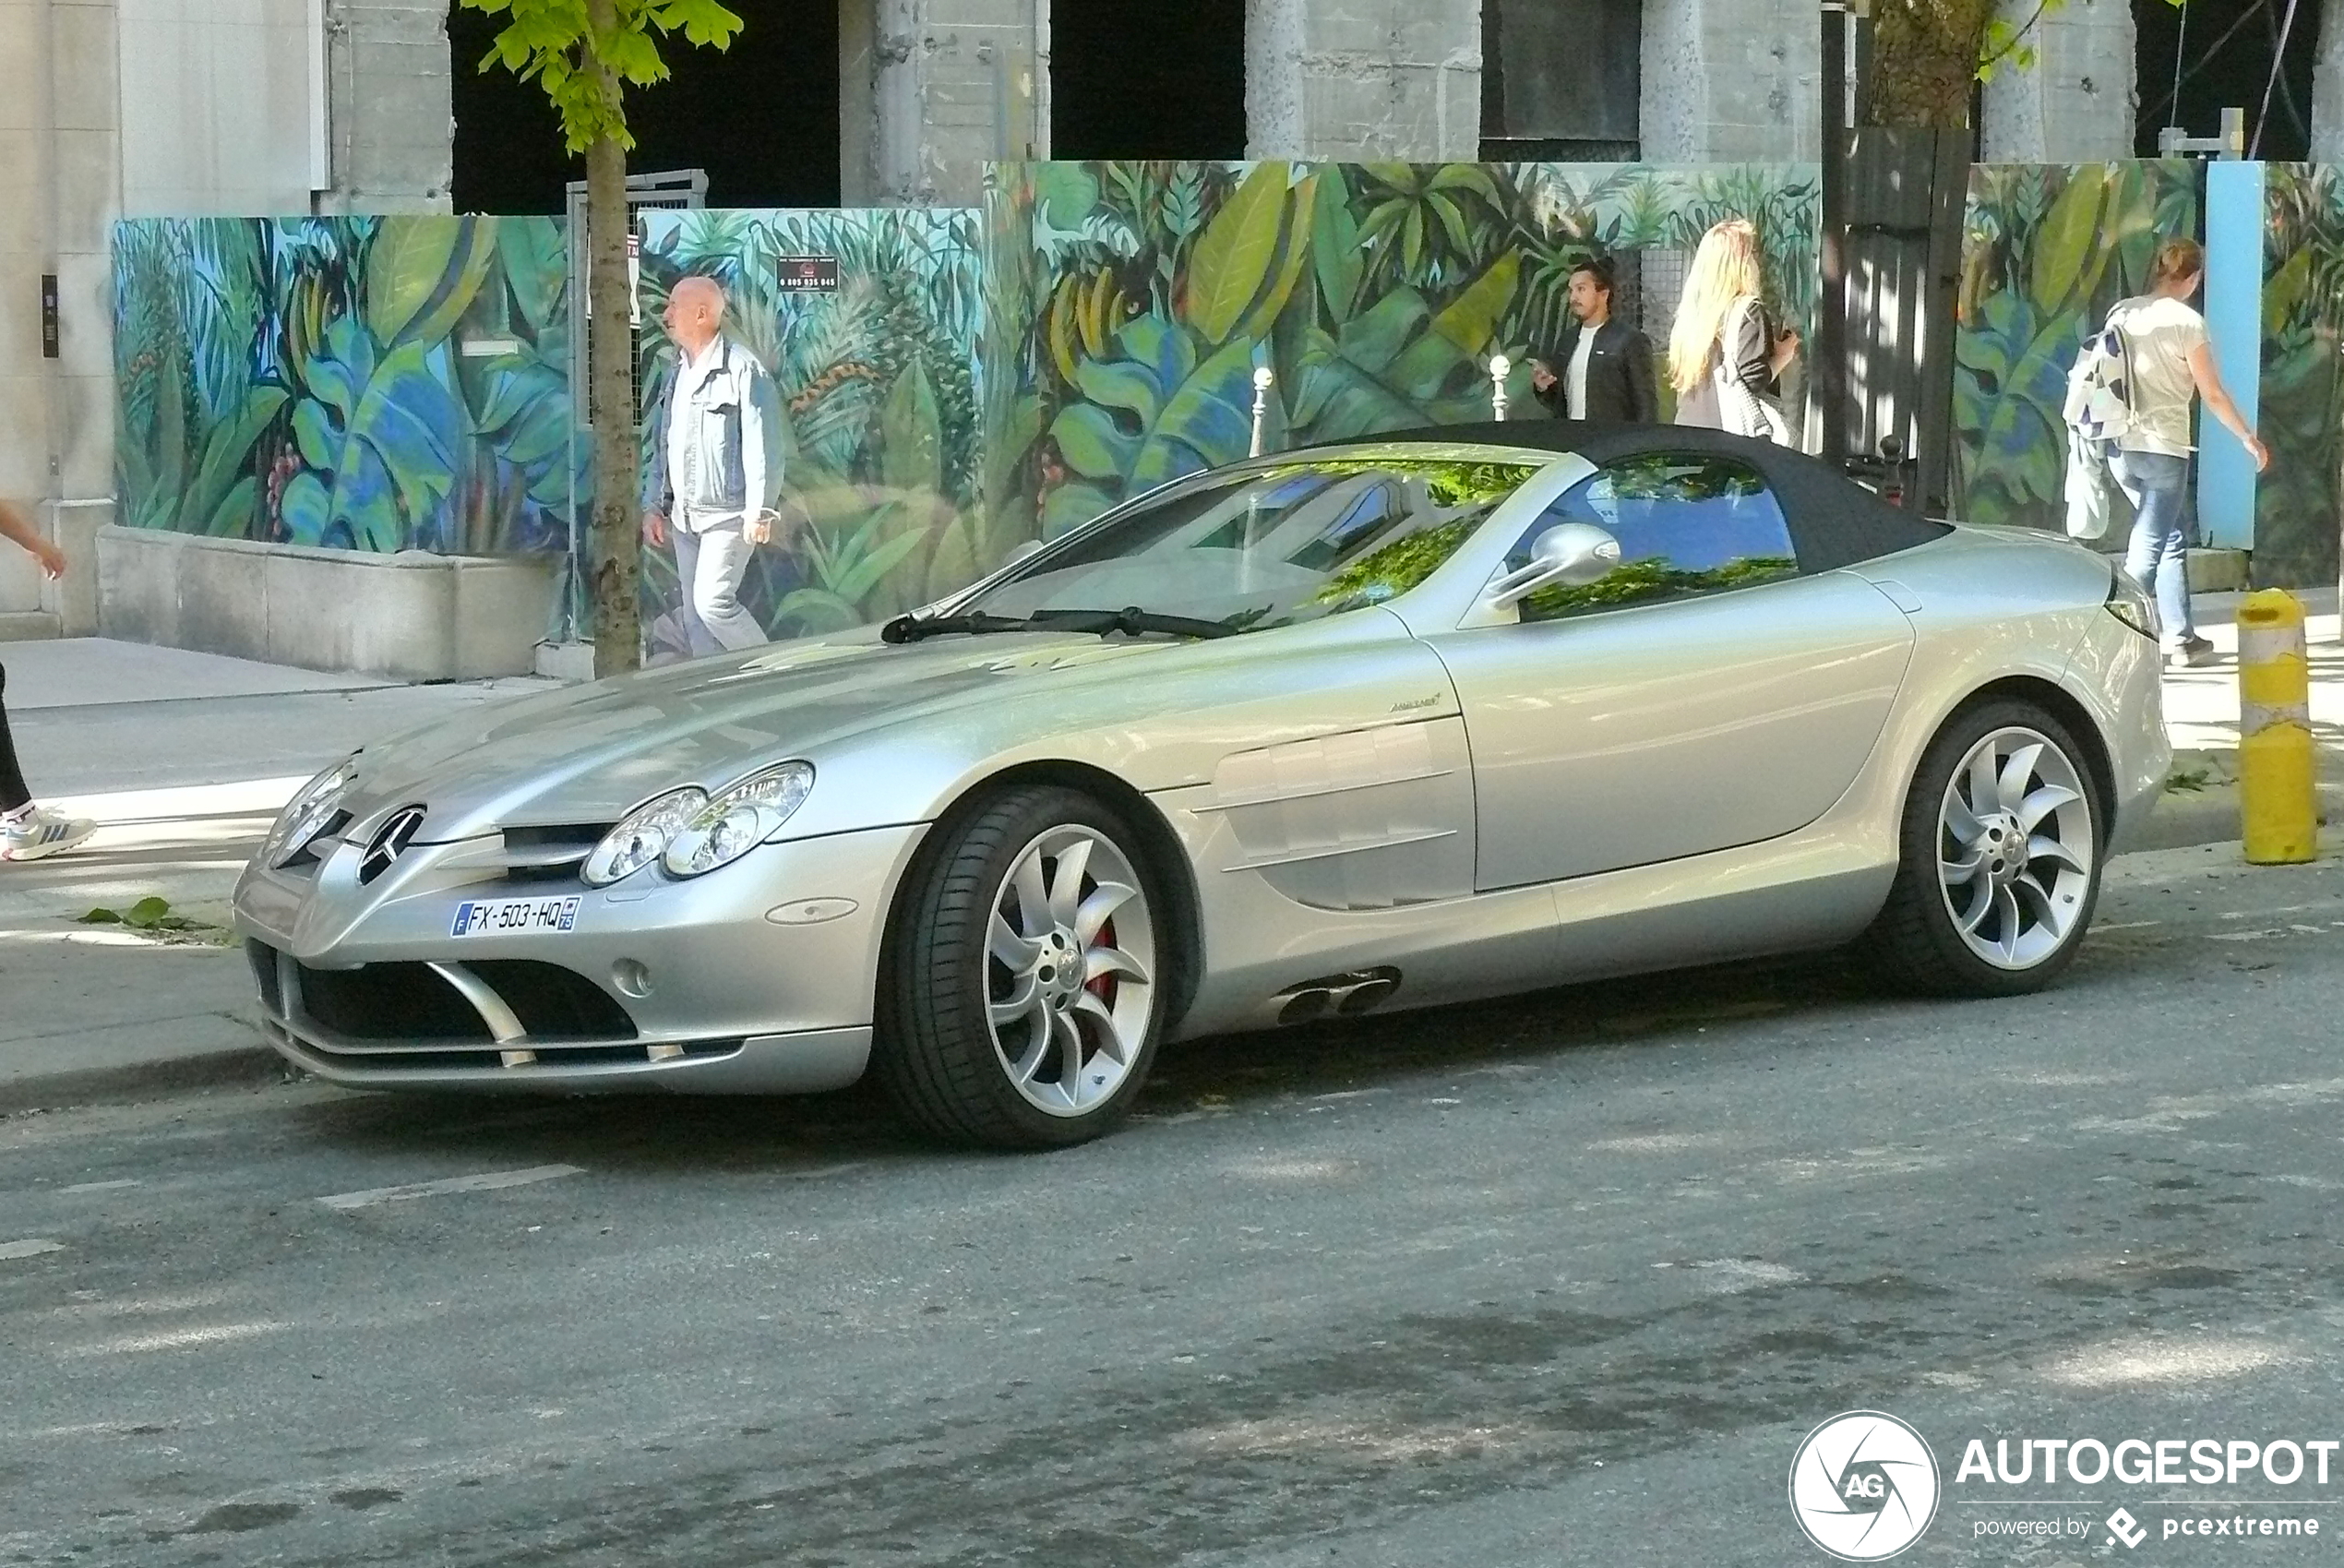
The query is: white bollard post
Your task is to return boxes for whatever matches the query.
[1250,365,1274,458]
[1489,354,1511,421]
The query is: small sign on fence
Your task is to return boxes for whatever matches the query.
[774,257,843,293]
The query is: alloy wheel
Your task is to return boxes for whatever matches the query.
[985,825,1156,1117]
[1936,726,2095,970]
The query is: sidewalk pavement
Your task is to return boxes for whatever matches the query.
[6,594,2344,1115]
[0,639,551,1114]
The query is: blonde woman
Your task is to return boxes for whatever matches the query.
[1668,219,1799,438]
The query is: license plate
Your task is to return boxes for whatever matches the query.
[449,896,581,939]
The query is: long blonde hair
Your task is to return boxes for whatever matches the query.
[1668,219,1764,392]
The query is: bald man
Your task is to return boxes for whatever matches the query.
[641,275,778,655]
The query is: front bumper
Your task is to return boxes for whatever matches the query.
[233,821,927,1095]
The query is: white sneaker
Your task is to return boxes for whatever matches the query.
[1,808,97,862]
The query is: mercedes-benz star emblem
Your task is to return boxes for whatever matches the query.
[359,806,427,884]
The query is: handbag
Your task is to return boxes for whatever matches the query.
[1713,297,1792,444]
[2063,435,2114,541]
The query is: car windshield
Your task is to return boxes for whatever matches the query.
[963,459,1538,635]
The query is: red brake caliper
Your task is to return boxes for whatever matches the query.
[1084,917,1117,1006]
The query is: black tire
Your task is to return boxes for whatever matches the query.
[1863,699,2106,997]
[873,784,1170,1149]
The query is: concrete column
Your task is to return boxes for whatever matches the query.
[842,0,1046,208]
[0,1,59,592]
[2313,0,2344,159]
[1979,0,2134,162]
[315,0,452,214]
[1641,0,1819,163]
[1244,0,1479,160]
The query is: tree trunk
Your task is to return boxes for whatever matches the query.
[585,2,639,678]
[1864,0,1996,128]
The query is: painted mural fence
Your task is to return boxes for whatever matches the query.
[983,160,1821,548]
[113,216,583,557]
[633,164,1819,651]
[634,207,985,659]
[1951,161,2201,536]
[2258,163,2344,589]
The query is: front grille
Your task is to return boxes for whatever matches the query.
[247,940,283,1014]
[466,961,637,1039]
[259,952,638,1045]
[298,961,494,1042]
[497,824,611,886]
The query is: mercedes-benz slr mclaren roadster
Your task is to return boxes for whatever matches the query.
[235,423,2169,1148]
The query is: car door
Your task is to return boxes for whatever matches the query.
[1421,450,1916,891]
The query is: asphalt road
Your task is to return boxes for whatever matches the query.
[6,842,2343,1567]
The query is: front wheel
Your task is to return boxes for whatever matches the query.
[875,785,1166,1149]
[1865,700,2105,996]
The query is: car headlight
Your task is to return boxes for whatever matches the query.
[582,787,710,887]
[264,757,359,867]
[662,762,816,880]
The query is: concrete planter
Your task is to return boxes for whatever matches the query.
[96,525,558,681]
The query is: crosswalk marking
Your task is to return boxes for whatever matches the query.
[317,1164,584,1212]
[0,1239,66,1261]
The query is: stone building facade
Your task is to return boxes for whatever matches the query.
[0,0,448,637]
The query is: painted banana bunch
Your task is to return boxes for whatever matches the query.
[1046,269,1133,389]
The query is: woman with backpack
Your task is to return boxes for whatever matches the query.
[1668,218,1800,440]
[2099,237,2267,666]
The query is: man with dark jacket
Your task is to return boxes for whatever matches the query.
[1531,257,1659,424]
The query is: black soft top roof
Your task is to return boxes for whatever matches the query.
[1307,419,1953,573]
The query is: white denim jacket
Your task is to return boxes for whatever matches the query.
[644,337,774,533]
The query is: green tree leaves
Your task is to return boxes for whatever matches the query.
[458,0,744,152]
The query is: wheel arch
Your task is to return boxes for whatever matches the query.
[1931,676,2121,840]
[877,760,1206,1035]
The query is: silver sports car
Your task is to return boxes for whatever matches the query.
[235,423,2168,1148]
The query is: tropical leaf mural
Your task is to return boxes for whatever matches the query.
[987,161,1820,543]
[2255,164,2344,589]
[635,208,987,661]
[113,215,583,556]
[1952,162,2199,532]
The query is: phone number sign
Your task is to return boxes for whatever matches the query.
[775,257,841,293]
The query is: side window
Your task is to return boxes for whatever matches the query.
[1504,454,1799,623]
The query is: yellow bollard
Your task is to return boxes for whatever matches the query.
[2236,588,2318,864]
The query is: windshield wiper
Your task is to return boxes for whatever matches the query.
[881,605,1238,644]
[879,611,1038,643]
[1030,607,1239,640]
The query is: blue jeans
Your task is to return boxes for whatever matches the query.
[2114,449,2193,643]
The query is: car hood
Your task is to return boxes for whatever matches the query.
[343,631,1171,840]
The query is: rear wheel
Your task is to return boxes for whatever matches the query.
[875,785,1166,1149]
[1865,700,2104,996]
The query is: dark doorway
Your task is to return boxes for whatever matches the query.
[449,5,842,213]
[2134,0,2320,159]
[1051,0,1247,159]
[1483,0,1642,161]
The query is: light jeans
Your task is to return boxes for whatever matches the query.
[673,521,769,656]
[2112,449,2194,644]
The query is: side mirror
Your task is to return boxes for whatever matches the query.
[1485,522,1621,611]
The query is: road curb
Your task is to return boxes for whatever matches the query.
[0,1039,289,1118]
